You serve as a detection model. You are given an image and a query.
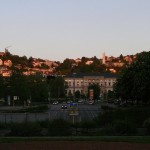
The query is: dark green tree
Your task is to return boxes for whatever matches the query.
[28,74,48,103]
[8,71,30,105]
[75,90,81,99]
[114,51,150,104]
[0,76,5,99]
[88,83,100,100]
[47,76,66,99]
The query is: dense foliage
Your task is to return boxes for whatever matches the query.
[88,83,100,100]
[114,51,150,104]
[0,72,66,105]
[56,56,107,74]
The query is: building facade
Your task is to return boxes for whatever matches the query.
[64,73,117,98]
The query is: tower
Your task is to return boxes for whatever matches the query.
[102,52,106,64]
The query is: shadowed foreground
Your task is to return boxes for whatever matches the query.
[0,141,150,150]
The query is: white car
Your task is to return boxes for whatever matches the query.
[53,101,58,105]
[88,101,94,105]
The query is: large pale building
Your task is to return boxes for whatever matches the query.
[64,73,117,98]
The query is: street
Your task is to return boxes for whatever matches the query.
[48,103,101,121]
[0,103,101,123]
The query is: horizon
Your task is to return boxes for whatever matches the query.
[1,47,142,63]
[0,0,150,62]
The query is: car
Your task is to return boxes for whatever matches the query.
[61,105,67,109]
[78,100,84,104]
[67,101,72,104]
[88,101,94,105]
[53,101,58,105]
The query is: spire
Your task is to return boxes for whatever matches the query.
[102,52,106,64]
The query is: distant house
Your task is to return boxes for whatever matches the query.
[109,68,116,73]
[32,60,41,67]
[107,56,116,61]
[4,60,12,67]
[0,52,5,57]
[0,59,3,65]
[2,70,12,77]
[113,62,124,67]
[44,60,53,67]
[85,60,93,65]
[14,64,22,69]
[75,58,81,63]
[124,55,132,64]
[23,71,36,75]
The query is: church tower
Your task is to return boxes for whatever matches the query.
[102,52,106,64]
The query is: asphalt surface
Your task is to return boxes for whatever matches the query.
[49,103,101,121]
[0,103,101,123]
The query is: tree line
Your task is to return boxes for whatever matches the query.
[0,72,66,105]
[114,51,150,104]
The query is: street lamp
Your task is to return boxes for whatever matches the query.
[73,72,76,102]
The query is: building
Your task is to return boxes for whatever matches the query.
[64,73,117,98]
[4,60,12,67]
[102,52,106,64]
[0,52,5,57]
[0,59,3,65]
[85,60,93,65]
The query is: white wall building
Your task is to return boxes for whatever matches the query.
[64,73,117,98]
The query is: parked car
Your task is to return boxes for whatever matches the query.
[88,101,94,105]
[61,105,67,109]
[53,101,59,105]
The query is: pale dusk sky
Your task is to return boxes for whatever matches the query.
[0,0,150,62]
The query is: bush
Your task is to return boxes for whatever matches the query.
[101,105,115,111]
[10,122,41,136]
[0,122,8,130]
[95,111,114,127]
[96,106,150,128]
[97,124,115,136]
[24,105,49,113]
[47,119,72,136]
[4,105,49,113]
[143,118,150,134]
[38,119,50,128]
[78,120,97,129]
[113,120,136,135]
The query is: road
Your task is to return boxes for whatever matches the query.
[0,103,101,123]
[48,103,101,121]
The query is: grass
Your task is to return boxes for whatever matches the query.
[0,136,150,143]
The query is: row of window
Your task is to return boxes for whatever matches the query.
[67,89,112,95]
[66,79,116,82]
[67,82,115,87]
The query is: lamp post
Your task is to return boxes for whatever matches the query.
[73,72,76,102]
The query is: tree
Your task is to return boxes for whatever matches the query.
[46,76,66,99]
[0,76,5,99]
[107,90,115,101]
[88,84,100,100]
[114,51,150,104]
[75,90,81,99]
[56,58,75,74]
[9,71,30,105]
[28,74,48,103]
[119,54,123,60]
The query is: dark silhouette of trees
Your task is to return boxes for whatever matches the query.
[88,83,100,100]
[114,51,150,104]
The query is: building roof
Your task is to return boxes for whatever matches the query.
[65,73,118,78]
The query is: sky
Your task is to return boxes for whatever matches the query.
[0,0,150,62]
